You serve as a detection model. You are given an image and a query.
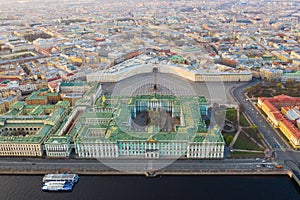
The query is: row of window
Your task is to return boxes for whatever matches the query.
[77,151,223,158]
[119,144,223,150]
[79,146,117,151]
[45,145,68,150]
[119,149,186,155]
[47,152,69,157]
[119,150,145,155]
[79,148,223,157]
[1,127,39,131]
[120,143,187,148]
[145,153,159,158]
[0,145,39,151]
[194,74,251,81]
[188,147,224,152]
[78,143,223,152]
[188,153,223,158]
[0,151,40,156]
[86,119,110,124]
[78,152,118,158]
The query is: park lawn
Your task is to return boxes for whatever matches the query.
[239,112,250,127]
[233,132,263,151]
[230,151,264,158]
[242,128,265,147]
[226,108,237,123]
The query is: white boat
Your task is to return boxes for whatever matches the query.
[42,184,73,192]
[43,173,79,183]
[42,181,74,191]
[42,173,79,192]
[43,181,73,186]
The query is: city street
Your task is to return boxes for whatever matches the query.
[232,79,289,149]
[0,157,279,173]
[231,79,300,174]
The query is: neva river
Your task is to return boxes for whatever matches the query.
[0,175,299,200]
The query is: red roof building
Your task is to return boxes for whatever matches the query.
[257,94,300,148]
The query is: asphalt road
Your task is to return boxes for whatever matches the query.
[231,78,300,173]
[0,157,276,172]
[232,78,288,150]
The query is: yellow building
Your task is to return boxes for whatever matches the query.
[0,96,18,114]
[257,95,300,148]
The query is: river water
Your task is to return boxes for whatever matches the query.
[0,175,299,200]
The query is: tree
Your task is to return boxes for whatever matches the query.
[277,83,282,89]
[250,124,258,129]
[225,135,234,145]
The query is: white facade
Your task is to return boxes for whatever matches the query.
[75,140,224,159]
[76,142,119,158]
[86,64,252,83]
[19,84,37,92]
[187,142,224,158]
[44,143,72,157]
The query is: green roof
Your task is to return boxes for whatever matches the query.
[45,136,69,144]
[6,109,20,116]
[0,135,44,143]
[61,81,85,87]
[47,108,65,123]
[10,101,25,110]
[75,94,223,145]
[47,92,59,96]
[26,90,47,101]
[55,101,70,108]
[30,106,44,116]
[0,100,70,144]
[0,124,50,144]
[81,112,113,119]
[283,71,300,76]
[37,124,52,136]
